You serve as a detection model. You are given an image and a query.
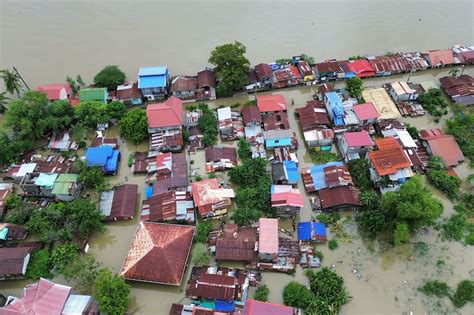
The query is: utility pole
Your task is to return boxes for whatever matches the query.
[12,66,30,91]
[406,67,414,83]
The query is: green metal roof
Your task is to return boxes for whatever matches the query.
[34,173,59,189]
[79,88,108,102]
[52,174,79,195]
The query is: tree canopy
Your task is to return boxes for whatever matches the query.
[445,112,474,162]
[195,221,213,243]
[93,65,126,91]
[237,138,252,161]
[107,101,127,121]
[78,164,108,190]
[1,68,21,96]
[253,284,270,302]
[26,199,105,243]
[197,104,218,146]
[74,101,111,128]
[0,132,31,165]
[94,269,130,315]
[120,108,149,144]
[231,207,261,226]
[417,88,448,117]
[346,77,364,98]
[283,281,313,309]
[26,249,53,280]
[306,268,350,314]
[209,41,250,97]
[51,243,79,274]
[191,243,211,267]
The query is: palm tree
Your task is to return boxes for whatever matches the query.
[231,207,260,226]
[0,92,9,112]
[1,68,21,96]
[449,68,460,77]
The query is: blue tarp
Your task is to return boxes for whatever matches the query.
[86,146,119,173]
[298,222,312,241]
[266,138,292,148]
[284,160,299,184]
[145,185,153,199]
[313,222,327,238]
[105,150,120,173]
[326,92,345,126]
[309,161,344,191]
[215,300,235,312]
[138,75,167,89]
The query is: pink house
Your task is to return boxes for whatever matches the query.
[35,83,71,100]
[258,218,279,261]
[338,130,374,161]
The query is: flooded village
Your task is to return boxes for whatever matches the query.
[1,5,474,313]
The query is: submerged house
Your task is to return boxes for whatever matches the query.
[257,94,287,115]
[192,178,235,219]
[51,174,81,202]
[211,224,258,262]
[197,68,217,100]
[138,66,170,100]
[148,152,188,196]
[243,299,301,315]
[272,67,299,89]
[20,172,58,198]
[255,63,274,87]
[99,184,138,221]
[120,221,194,286]
[35,83,71,101]
[170,75,198,101]
[141,190,195,223]
[115,81,143,105]
[48,132,76,152]
[78,87,108,103]
[318,185,360,211]
[296,60,314,81]
[367,55,413,76]
[362,88,401,120]
[347,59,376,78]
[205,147,238,172]
[85,145,120,175]
[258,218,279,262]
[271,185,304,218]
[217,107,244,141]
[147,96,184,152]
[439,75,474,106]
[300,162,352,192]
[422,49,456,68]
[0,245,35,280]
[337,131,374,161]
[324,92,344,126]
[0,223,28,241]
[388,81,419,102]
[272,161,299,185]
[263,129,297,150]
[420,129,465,167]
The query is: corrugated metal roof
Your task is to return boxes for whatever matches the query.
[257,94,287,112]
[353,102,379,121]
[319,186,360,209]
[147,96,184,128]
[243,299,295,315]
[343,131,374,147]
[51,174,79,195]
[78,88,107,102]
[369,137,412,175]
[34,173,58,189]
[139,66,168,76]
[258,218,279,254]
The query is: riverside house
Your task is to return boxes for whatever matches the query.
[35,83,71,100]
[78,87,108,103]
[138,66,170,100]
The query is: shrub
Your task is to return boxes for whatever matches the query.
[394,222,409,245]
[418,280,450,298]
[26,249,53,280]
[254,284,270,302]
[427,169,461,199]
[308,149,338,164]
[282,281,312,309]
[192,243,211,267]
[328,239,339,250]
[195,221,213,243]
[452,280,474,308]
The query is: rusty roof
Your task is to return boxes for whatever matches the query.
[420,129,465,166]
[205,147,237,163]
[152,153,188,195]
[262,111,290,131]
[215,225,257,261]
[197,69,216,89]
[368,55,412,73]
[369,137,412,176]
[116,82,142,100]
[254,63,273,81]
[319,186,360,209]
[120,222,194,285]
[323,165,353,187]
[295,100,330,131]
[106,184,138,220]
[171,76,198,92]
[315,60,344,74]
[0,247,32,275]
[241,105,261,124]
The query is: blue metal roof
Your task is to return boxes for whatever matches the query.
[138,75,167,89]
[105,150,120,172]
[313,222,327,237]
[326,92,344,126]
[86,146,119,172]
[215,300,235,312]
[284,160,299,184]
[266,138,292,148]
[309,161,344,191]
[298,222,312,241]
[139,66,167,76]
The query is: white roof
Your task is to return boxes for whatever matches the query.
[217,107,232,121]
[62,295,92,315]
[395,129,417,148]
[99,190,114,216]
[15,163,37,178]
[390,81,416,96]
[209,188,235,199]
[388,167,414,181]
[116,82,134,91]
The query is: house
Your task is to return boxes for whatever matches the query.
[439,75,474,105]
[302,129,334,148]
[401,52,430,70]
[170,75,198,100]
[217,107,244,141]
[295,100,331,131]
[388,81,419,102]
[290,65,304,84]
[147,96,184,152]
[11,163,37,183]
[170,304,229,315]
[257,94,287,114]
[91,131,119,148]
[48,132,76,151]
[298,222,327,242]
[352,102,379,125]
[185,109,202,127]
[367,55,412,76]
[205,147,238,172]
[314,60,345,81]
[141,190,195,223]
[138,66,170,100]
[263,129,297,149]
[300,162,352,192]
[211,224,258,262]
[185,266,252,312]
[254,63,274,86]
[296,60,314,81]
[35,83,71,100]
[347,59,376,78]
[99,184,138,221]
[192,178,235,219]
[262,111,290,131]
[0,183,14,219]
[337,131,374,161]
[0,223,27,241]
[148,152,188,196]
[197,68,217,100]
[420,129,465,167]
[241,105,262,127]
[244,125,266,159]
[272,67,299,89]
[78,87,108,103]
[319,186,360,211]
[258,218,279,261]
[368,137,414,187]
[243,299,301,315]
[115,82,143,105]
[362,88,401,120]
[85,146,120,175]
[272,161,299,185]
[0,278,99,314]
[20,172,58,198]
[51,174,81,202]
[422,49,456,67]
[271,185,304,218]
[188,126,205,153]
[0,246,34,280]
[120,221,194,285]
[324,92,344,126]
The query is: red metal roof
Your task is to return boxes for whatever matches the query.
[319,186,360,209]
[425,49,455,66]
[197,69,216,89]
[215,226,257,261]
[35,83,71,100]
[257,94,287,113]
[107,184,138,220]
[295,100,330,131]
[171,76,198,92]
[243,299,295,315]
[120,222,194,285]
[147,96,184,128]
[116,81,142,100]
[254,63,273,81]
[205,147,237,164]
[315,60,344,74]
[271,191,304,208]
[258,218,279,254]
[241,105,261,124]
[369,137,412,176]
[0,247,31,276]
[419,129,465,167]
[289,65,302,79]
[353,102,379,121]
[343,131,374,147]
[262,111,290,131]
[348,60,376,77]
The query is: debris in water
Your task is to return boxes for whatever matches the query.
[408,255,415,261]
[352,269,358,274]
[330,264,336,269]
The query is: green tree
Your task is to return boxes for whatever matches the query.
[427,170,461,199]
[357,208,386,239]
[306,268,350,315]
[66,75,86,95]
[197,105,218,146]
[300,53,315,65]
[448,68,460,77]
[347,159,372,190]
[51,243,78,274]
[441,213,468,242]
[26,199,105,243]
[0,132,31,165]
[452,280,474,308]
[63,254,102,293]
[26,249,53,280]
[93,65,126,91]
[195,221,213,243]
[445,113,474,162]
[393,222,409,245]
[283,281,312,309]
[417,88,448,117]
[107,101,127,120]
[74,101,111,128]
[80,165,108,190]
[120,108,149,144]
[346,77,364,98]
[0,91,9,112]
[229,157,269,187]
[405,123,419,139]
[5,202,36,225]
[191,243,211,267]
[427,156,446,171]
[1,68,21,96]
[328,239,339,250]
[235,179,272,215]
[359,190,379,210]
[231,207,261,226]
[254,284,270,302]
[209,41,250,97]
[237,138,252,161]
[418,280,451,298]
[94,269,130,315]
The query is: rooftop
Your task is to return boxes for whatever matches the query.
[192,178,234,215]
[362,88,401,120]
[319,186,360,209]
[390,81,417,96]
[420,128,465,166]
[147,96,184,128]
[258,218,279,254]
[241,105,261,124]
[116,81,142,100]
[85,146,120,173]
[35,83,71,100]
[215,225,258,261]
[424,49,455,66]
[100,184,138,220]
[51,174,79,195]
[257,94,287,112]
[243,299,296,315]
[369,137,412,176]
[343,130,374,147]
[78,88,107,102]
[352,102,379,121]
[197,69,216,89]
